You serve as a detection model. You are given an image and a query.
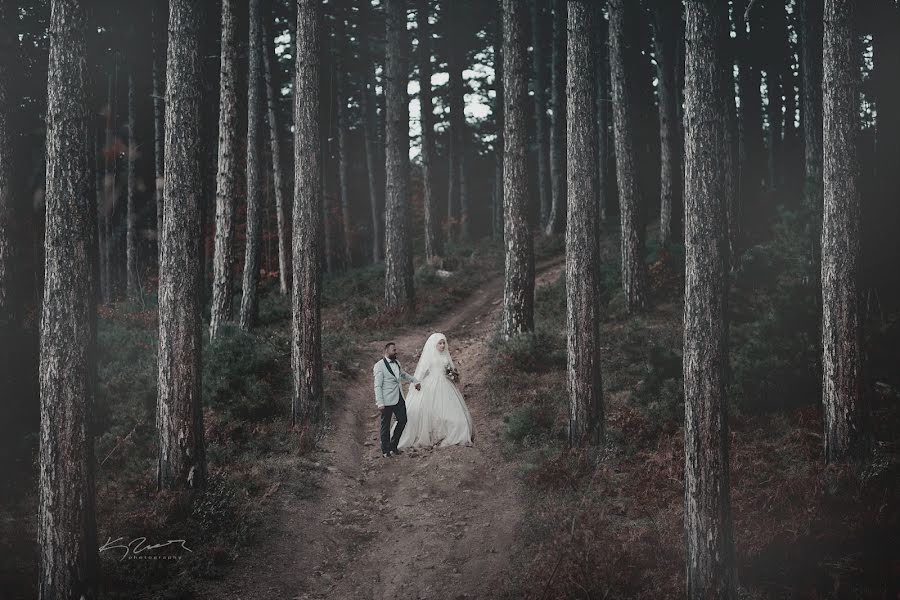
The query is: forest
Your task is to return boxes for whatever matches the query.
[0,0,898,598]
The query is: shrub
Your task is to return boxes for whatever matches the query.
[202,324,285,420]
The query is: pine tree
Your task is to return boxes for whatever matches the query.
[821,0,868,462]
[157,0,207,490]
[383,0,414,311]
[530,0,551,230]
[240,0,264,331]
[292,0,325,426]
[566,0,603,446]
[39,0,99,596]
[262,11,291,296]
[683,2,737,597]
[210,0,240,341]
[501,0,535,338]
[419,0,442,263]
[608,0,649,313]
[545,0,567,235]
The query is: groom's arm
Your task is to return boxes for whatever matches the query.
[374,364,385,407]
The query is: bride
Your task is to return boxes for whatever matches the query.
[395,333,474,448]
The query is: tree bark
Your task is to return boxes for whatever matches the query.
[102,72,115,303]
[0,1,12,329]
[126,70,139,297]
[419,0,442,262]
[262,13,291,296]
[530,0,551,230]
[360,0,383,263]
[334,4,353,268]
[240,0,264,331]
[292,0,324,427]
[566,0,603,447]
[40,1,99,597]
[608,0,648,313]
[210,0,239,341]
[651,0,681,248]
[545,0,566,235]
[501,0,535,338]
[158,0,206,491]
[821,0,868,462]
[153,4,165,273]
[683,3,737,598]
[383,0,415,311]
[493,2,505,240]
[596,15,609,223]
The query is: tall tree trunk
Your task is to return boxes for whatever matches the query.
[801,0,823,279]
[501,0,535,337]
[126,70,139,297]
[262,13,291,296]
[102,72,115,303]
[651,0,681,248]
[608,0,649,313]
[566,0,603,447]
[447,7,464,244]
[240,0,264,331]
[158,0,206,491]
[210,0,239,341]
[821,0,867,462]
[683,3,737,598]
[0,2,13,328]
[40,1,99,597]
[334,4,353,268]
[419,0,442,262]
[596,15,609,223]
[383,0,414,311]
[361,0,383,263]
[292,0,324,427]
[545,0,566,235]
[493,1,505,240]
[530,0,551,230]
[153,5,165,273]
[459,132,470,241]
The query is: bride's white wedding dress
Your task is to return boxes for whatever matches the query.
[395,333,474,448]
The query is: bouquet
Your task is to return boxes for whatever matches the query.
[445,365,460,383]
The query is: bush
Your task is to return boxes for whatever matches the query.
[504,403,555,445]
[202,324,285,420]
[630,343,684,431]
[730,208,820,414]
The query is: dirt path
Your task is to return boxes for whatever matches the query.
[198,261,563,600]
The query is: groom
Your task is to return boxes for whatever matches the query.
[374,342,421,458]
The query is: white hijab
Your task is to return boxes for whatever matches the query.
[413,332,456,381]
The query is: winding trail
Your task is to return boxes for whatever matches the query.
[198,261,563,600]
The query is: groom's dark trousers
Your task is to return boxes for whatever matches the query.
[380,396,407,453]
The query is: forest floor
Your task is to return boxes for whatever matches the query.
[193,261,566,600]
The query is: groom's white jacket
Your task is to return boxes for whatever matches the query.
[374,357,419,408]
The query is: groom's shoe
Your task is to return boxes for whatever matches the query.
[390,446,403,455]
[382,450,393,458]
